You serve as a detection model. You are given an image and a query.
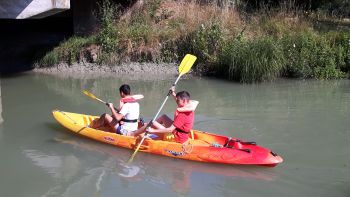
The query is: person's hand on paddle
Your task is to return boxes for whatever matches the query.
[107,102,114,109]
[169,86,176,98]
[107,102,121,120]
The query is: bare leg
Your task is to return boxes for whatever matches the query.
[131,124,147,136]
[90,114,107,129]
[91,113,118,132]
[155,114,173,128]
[130,114,173,136]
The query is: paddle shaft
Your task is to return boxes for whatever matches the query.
[129,74,183,162]
[84,91,119,112]
[103,101,119,112]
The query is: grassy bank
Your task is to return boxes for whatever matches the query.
[36,0,350,83]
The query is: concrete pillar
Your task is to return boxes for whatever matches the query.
[0,79,2,124]
[0,79,3,140]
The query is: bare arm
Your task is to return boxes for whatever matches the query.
[108,103,124,121]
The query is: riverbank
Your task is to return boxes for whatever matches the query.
[33,62,182,79]
[35,0,350,83]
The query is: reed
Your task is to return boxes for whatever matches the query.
[218,36,285,83]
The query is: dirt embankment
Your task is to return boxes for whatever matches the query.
[33,62,180,79]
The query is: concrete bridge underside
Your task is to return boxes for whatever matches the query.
[0,0,70,19]
[0,0,137,73]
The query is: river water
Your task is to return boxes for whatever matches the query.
[0,72,349,197]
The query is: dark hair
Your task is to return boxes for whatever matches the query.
[176,91,190,100]
[119,84,131,95]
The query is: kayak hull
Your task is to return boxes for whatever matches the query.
[52,110,283,167]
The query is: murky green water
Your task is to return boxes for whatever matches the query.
[0,72,349,197]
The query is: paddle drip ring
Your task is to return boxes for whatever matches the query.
[182,143,193,154]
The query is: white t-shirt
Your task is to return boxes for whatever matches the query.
[119,102,140,133]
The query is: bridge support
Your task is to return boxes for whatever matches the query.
[0,0,70,19]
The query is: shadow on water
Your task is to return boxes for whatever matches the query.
[45,136,279,196]
[0,71,32,78]
[0,9,73,74]
[45,122,67,133]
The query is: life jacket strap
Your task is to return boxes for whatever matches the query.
[121,118,138,123]
[175,128,190,134]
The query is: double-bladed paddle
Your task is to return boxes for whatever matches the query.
[83,90,119,111]
[128,54,197,162]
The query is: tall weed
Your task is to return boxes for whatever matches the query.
[96,0,119,53]
[218,36,285,83]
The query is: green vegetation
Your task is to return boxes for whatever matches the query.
[97,0,119,54]
[37,36,95,67]
[218,37,285,83]
[280,31,347,79]
[36,0,350,83]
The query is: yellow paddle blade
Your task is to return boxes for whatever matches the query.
[83,90,97,100]
[83,90,105,104]
[178,54,197,75]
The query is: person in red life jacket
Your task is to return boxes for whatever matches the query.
[91,84,142,136]
[134,87,198,143]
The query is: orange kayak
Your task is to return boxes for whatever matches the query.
[52,110,283,167]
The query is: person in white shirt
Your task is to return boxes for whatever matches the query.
[91,84,140,136]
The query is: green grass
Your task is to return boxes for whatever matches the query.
[36,36,95,67]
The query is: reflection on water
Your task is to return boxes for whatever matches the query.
[23,149,81,181]
[26,137,277,197]
[0,73,350,197]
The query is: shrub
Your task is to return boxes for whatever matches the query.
[36,36,95,67]
[146,0,163,19]
[96,0,119,53]
[128,20,152,44]
[327,31,350,73]
[37,50,60,68]
[171,21,224,64]
[280,31,345,79]
[191,21,223,63]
